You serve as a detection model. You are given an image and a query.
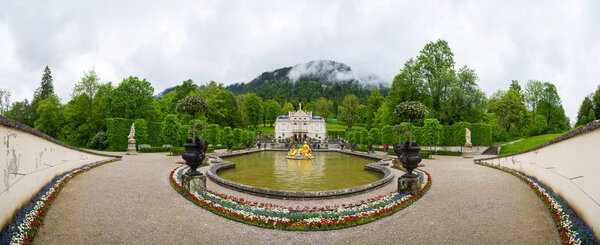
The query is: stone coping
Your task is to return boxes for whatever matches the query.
[0,115,121,159]
[476,120,600,161]
[206,150,394,199]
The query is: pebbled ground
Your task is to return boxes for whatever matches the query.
[34,151,560,244]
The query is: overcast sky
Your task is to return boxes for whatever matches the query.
[1,0,599,122]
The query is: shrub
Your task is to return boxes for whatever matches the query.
[441,122,492,146]
[421,119,443,146]
[204,124,220,145]
[146,122,164,146]
[133,119,148,144]
[381,125,395,146]
[87,131,109,150]
[359,129,368,145]
[233,128,242,145]
[529,115,547,136]
[369,128,381,145]
[139,147,170,153]
[106,118,133,151]
[431,150,462,156]
[222,127,232,143]
[327,130,345,138]
[170,146,215,156]
[161,115,182,147]
[171,147,184,155]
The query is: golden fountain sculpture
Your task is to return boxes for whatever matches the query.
[286,141,314,159]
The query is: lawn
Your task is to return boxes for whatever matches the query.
[326,120,365,131]
[498,133,563,156]
[256,125,274,136]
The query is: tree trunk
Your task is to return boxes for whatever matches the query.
[192,114,196,143]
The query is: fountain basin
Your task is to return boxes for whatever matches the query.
[206,150,394,199]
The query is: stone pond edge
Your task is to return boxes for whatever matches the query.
[205,149,393,199]
[170,164,431,231]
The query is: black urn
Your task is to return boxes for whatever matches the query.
[393,141,422,178]
[226,142,233,152]
[182,137,209,176]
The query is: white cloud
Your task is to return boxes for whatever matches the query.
[0,0,598,122]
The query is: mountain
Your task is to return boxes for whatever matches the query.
[154,60,390,103]
[226,60,389,104]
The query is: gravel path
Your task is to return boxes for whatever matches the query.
[34,153,560,244]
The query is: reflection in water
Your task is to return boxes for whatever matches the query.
[218,151,383,191]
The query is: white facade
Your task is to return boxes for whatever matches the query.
[274,105,326,140]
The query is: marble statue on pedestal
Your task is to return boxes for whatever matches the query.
[126,123,137,155]
[463,128,473,158]
[465,128,472,146]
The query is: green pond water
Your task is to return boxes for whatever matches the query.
[218,151,383,191]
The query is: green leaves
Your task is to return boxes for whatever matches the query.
[176,94,209,116]
[394,101,427,122]
[109,76,157,120]
[339,94,360,128]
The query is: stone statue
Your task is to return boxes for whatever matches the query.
[128,123,135,140]
[465,128,471,145]
[126,123,137,155]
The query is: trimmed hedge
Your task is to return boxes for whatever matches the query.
[147,122,164,146]
[139,147,170,153]
[400,122,492,146]
[134,119,148,144]
[170,146,215,156]
[441,122,492,146]
[327,130,345,138]
[106,118,133,151]
[431,150,462,156]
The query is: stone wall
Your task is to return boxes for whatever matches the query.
[0,116,120,229]
[477,120,600,237]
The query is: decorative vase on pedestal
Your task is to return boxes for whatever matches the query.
[394,141,423,194]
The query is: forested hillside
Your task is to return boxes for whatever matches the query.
[225,60,389,106]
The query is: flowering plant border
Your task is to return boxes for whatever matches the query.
[170,164,431,230]
[0,159,120,245]
[475,161,599,245]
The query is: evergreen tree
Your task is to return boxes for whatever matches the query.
[38,66,55,100]
[589,108,596,122]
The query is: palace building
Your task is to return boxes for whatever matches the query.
[274,104,326,141]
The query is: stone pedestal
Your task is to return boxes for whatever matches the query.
[463,143,473,158]
[126,139,137,155]
[182,174,206,193]
[398,175,422,195]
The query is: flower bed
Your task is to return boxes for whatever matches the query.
[0,159,120,245]
[475,161,599,245]
[170,164,431,230]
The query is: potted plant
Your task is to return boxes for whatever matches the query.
[226,134,234,152]
[176,95,210,176]
[393,101,427,178]
[366,136,374,154]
